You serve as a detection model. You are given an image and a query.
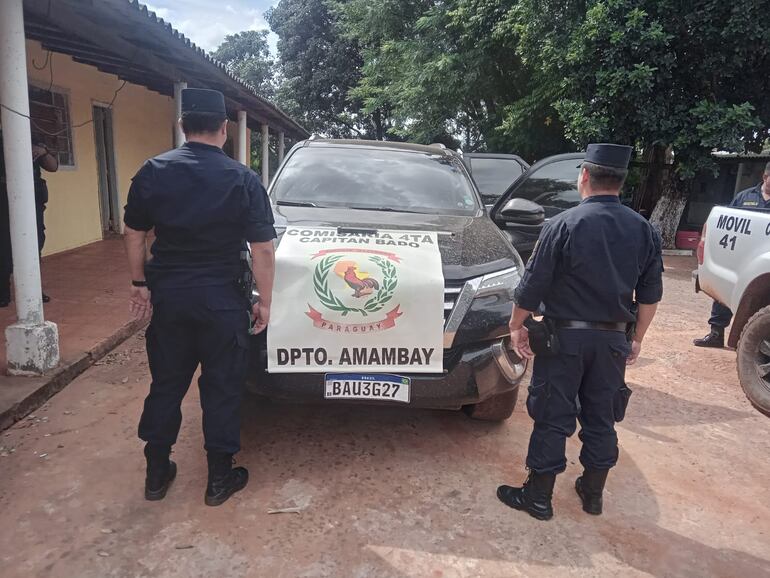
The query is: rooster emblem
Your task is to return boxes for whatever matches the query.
[334,260,380,298]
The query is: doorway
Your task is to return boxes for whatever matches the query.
[92,105,119,235]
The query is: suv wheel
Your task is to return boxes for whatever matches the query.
[463,388,519,421]
[737,305,770,416]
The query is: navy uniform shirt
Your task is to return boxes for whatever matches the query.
[730,184,770,209]
[514,195,663,323]
[124,141,276,290]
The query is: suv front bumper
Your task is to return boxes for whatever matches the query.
[247,337,527,410]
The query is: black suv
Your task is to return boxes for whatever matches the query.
[248,139,540,421]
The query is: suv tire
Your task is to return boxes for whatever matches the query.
[463,388,519,421]
[737,305,770,416]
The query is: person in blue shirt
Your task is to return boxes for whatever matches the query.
[498,144,663,521]
[123,88,276,506]
[694,161,770,348]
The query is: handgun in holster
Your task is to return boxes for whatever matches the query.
[524,316,560,357]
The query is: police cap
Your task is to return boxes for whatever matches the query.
[583,143,633,169]
[181,88,227,115]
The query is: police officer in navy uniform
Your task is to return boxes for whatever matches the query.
[123,88,276,506]
[694,161,770,348]
[498,144,663,520]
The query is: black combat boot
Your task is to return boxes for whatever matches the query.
[575,468,609,515]
[144,444,176,501]
[693,327,724,348]
[205,452,249,506]
[497,472,556,521]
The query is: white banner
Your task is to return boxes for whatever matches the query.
[268,227,445,373]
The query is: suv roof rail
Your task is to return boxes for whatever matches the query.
[429,143,447,150]
[308,134,320,141]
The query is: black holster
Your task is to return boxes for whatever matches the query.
[239,248,255,305]
[524,316,560,357]
[626,302,639,343]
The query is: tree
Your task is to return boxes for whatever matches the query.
[213,31,275,98]
[266,0,384,138]
[334,0,571,157]
[506,0,770,245]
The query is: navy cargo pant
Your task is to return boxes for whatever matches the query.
[526,329,630,474]
[709,301,733,329]
[138,284,250,455]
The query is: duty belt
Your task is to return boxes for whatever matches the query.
[551,319,628,332]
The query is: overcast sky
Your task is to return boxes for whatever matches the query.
[143,1,279,55]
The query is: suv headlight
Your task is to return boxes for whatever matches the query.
[475,267,520,300]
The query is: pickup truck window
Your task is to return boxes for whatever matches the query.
[272,147,479,216]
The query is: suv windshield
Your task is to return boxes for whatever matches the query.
[272,146,480,216]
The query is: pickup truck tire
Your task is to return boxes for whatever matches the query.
[463,388,519,421]
[737,305,770,417]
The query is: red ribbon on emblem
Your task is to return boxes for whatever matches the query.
[306,306,403,332]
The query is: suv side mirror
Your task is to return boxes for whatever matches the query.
[498,198,545,226]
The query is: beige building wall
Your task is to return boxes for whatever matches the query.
[23,40,174,256]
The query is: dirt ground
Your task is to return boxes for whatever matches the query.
[0,256,768,578]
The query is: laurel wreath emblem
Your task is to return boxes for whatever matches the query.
[313,254,398,317]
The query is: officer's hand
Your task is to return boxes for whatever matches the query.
[510,326,534,360]
[627,340,642,366]
[129,286,152,321]
[252,302,270,334]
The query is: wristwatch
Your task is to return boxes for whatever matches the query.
[131,280,148,287]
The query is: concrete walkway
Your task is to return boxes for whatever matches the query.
[0,238,143,430]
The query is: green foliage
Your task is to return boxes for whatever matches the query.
[333,0,572,157]
[510,0,770,175]
[266,0,387,138]
[213,31,275,98]
[219,0,770,179]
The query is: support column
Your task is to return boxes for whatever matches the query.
[173,81,187,147]
[278,131,285,165]
[261,124,270,187]
[237,110,248,166]
[0,0,59,374]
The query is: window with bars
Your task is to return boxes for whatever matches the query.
[28,85,74,167]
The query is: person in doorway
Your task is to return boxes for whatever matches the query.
[694,161,770,348]
[32,132,57,303]
[123,88,276,506]
[0,129,57,307]
[499,144,663,520]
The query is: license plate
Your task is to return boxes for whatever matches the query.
[324,373,411,404]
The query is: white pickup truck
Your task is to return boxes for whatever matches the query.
[696,206,770,415]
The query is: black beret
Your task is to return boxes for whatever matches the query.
[181,88,226,115]
[584,143,633,169]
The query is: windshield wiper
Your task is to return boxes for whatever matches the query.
[348,205,424,214]
[276,200,320,208]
